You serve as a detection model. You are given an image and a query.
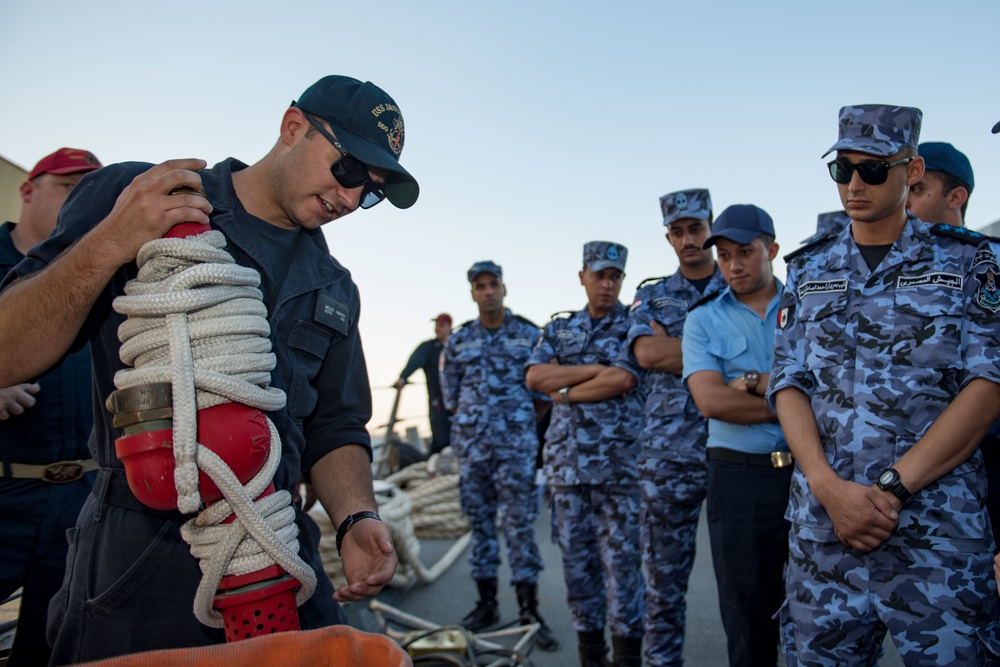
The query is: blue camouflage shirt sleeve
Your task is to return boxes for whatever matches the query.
[527,320,558,368]
[960,241,1000,386]
[440,333,461,412]
[766,262,814,411]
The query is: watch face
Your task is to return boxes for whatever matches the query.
[879,470,895,485]
[744,370,760,382]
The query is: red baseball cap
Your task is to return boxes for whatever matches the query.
[28,148,102,181]
[434,313,452,325]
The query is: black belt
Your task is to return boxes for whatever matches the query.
[708,447,794,469]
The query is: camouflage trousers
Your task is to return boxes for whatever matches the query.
[457,454,544,584]
[783,537,1000,666]
[549,484,645,637]
[639,457,707,667]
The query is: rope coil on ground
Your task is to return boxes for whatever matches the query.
[112,230,315,628]
[313,448,471,590]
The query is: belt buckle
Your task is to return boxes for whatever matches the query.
[770,452,793,468]
[42,461,84,484]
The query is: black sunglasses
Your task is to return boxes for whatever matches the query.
[303,113,386,209]
[827,156,914,186]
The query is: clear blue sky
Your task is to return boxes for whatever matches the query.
[3,1,1000,439]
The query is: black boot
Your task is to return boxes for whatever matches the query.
[611,635,642,667]
[578,629,610,667]
[515,582,560,651]
[461,578,499,632]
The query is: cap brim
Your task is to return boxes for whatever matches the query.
[47,165,101,176]
[325,120,419,209]
[663,212,711,227]
[587,260,625,272]
[821,139,898,158]
[703,229,761,248]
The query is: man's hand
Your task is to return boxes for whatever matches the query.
[650,321,668,336]
[392,378,406,390]
[0,383,40,420]
[99,159,212,267]
[815,478,899,552]
[332,517,398,603]
[726,376,748,392]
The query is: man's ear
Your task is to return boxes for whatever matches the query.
[280,107,309,146]
[905,156,925,186]
[947,185,969,212]
[19,180,34,205]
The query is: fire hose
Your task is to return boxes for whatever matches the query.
[106,199,316,640]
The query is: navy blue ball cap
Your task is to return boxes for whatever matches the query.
[703,204,775,248]
[918,142,974,193]
[293,75,419,209]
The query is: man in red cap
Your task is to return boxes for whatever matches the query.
[0,147,102,666]
[394,313,453,454]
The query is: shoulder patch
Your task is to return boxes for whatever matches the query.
[637,276,668,289]
[931,223,987,245]
[512,313,539,328]
[453,318,475,333]
[688,289,722,312]
[783,233,836,264]
[548,310,574,321]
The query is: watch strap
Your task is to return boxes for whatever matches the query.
[336,510,382,556]
[877,468,914,507]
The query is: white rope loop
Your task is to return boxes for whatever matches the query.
[112,229,315,628]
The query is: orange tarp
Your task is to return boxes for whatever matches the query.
[74,626,412,667]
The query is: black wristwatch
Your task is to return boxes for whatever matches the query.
[875,467,914,507]
[742,370,761,395]
[336,510,382,556]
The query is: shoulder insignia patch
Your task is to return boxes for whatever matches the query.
[783,233,836,264]
[636,276,668,289]
[931,223,986,245]
[976,266,1000,313]
[688,289,722,312]
[513,313,539,328]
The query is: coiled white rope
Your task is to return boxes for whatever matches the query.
[112,230,316,628]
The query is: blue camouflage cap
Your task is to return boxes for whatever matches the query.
[919,142,974,193]
[801,210,851,244]
[822,104,922,158]
[660,188,712,226]
[703,204,775,248]
[583,241,627,272]
[467,260,502,283]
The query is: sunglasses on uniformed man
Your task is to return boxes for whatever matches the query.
[827,156,914,186]
[304,113,386,209]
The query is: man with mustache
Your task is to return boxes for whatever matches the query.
[626,189,727,667]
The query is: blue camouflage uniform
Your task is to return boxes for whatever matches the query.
[528,297,645,638]
[627,271,726,665]
[440,309,546,584]
[769,215,1000,665]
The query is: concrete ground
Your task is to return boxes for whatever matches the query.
[346,502,904,666]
